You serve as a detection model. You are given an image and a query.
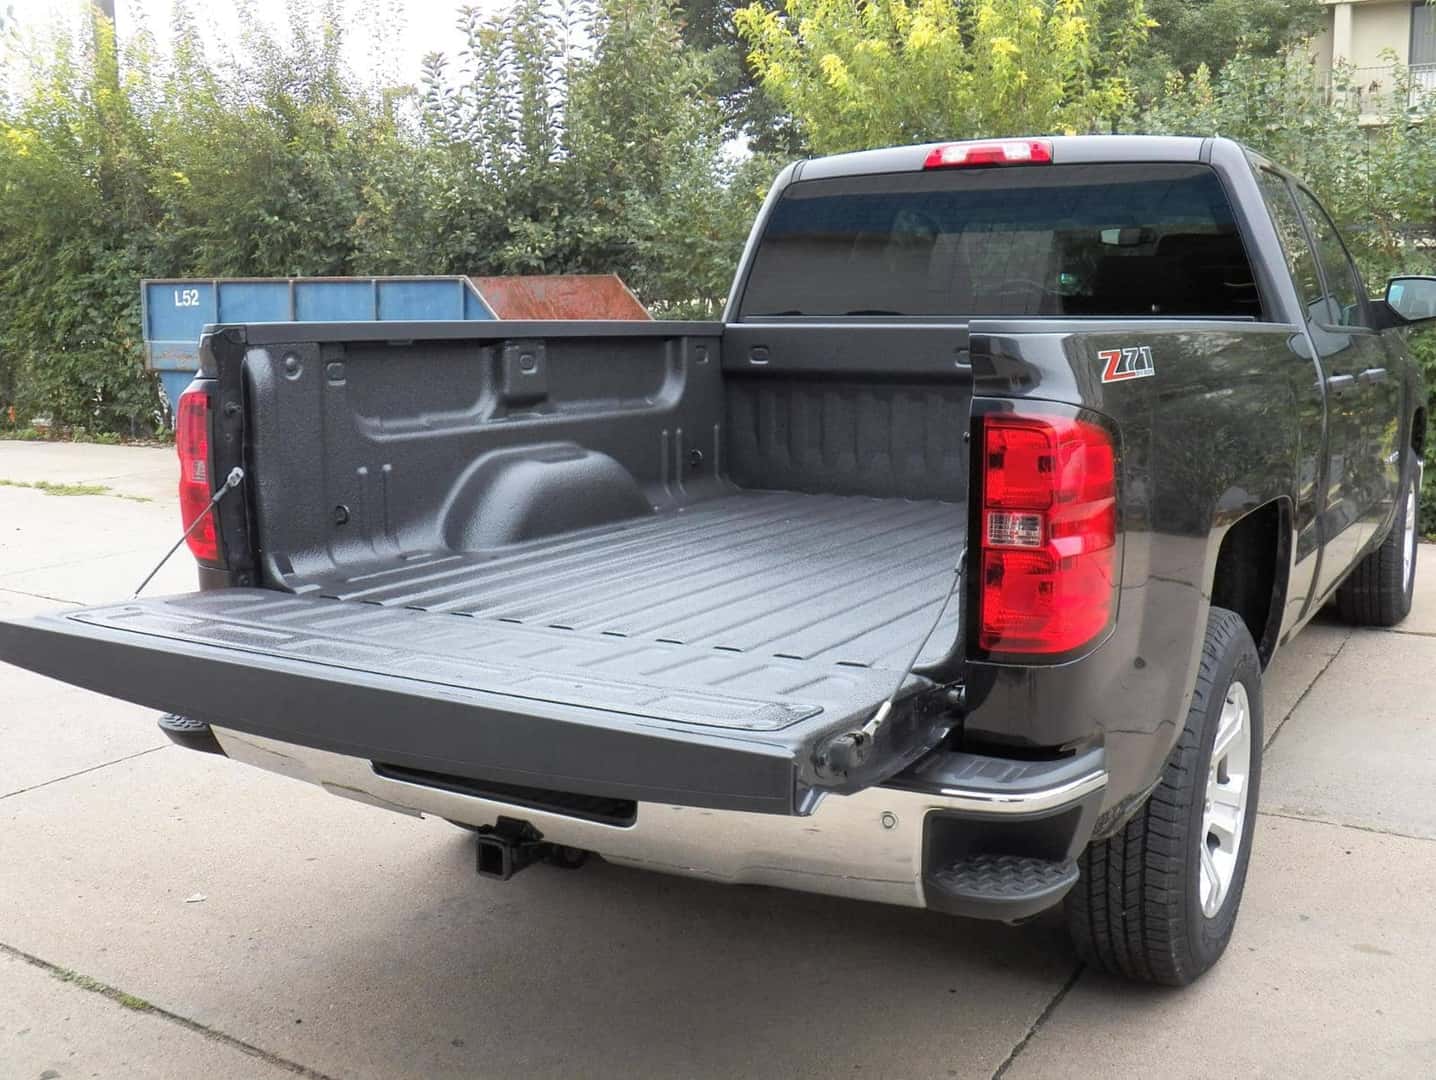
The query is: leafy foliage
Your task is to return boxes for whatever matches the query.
[0,16,163,433]
[1128,0,1322,100]
[734,0,1154,155]
[401,0,763,314]
[674,0,801,154]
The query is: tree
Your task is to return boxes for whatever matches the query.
[735,0,1154,156]
[411,0,761,314]
[152,1,410,278]
[1123,0,1322,102]
[0,10,164,433]
[674,0,801,153]
[1142,0,1322,79]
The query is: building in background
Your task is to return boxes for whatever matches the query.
[1312,1,1436,120]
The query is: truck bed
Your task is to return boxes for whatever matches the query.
[0,322,973,814]
[288,490,963,671]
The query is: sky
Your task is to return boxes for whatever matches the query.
[13,0,498,86]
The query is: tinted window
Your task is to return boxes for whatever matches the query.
[1297,188,1365,327]
[738,163,1261,319]
[1257,170,1330,323]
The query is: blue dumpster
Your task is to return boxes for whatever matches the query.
[142,277,497,408]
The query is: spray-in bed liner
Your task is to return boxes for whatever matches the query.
[288,490,965,672]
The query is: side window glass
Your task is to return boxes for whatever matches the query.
[1256,170,1332,324]
[1297,188,1364,328]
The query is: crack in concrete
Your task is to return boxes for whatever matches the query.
[0,584,81,606]
[0,745,168,801]
[1258,808,1436,845]
[989,963,1083,1079]
[0,941,337,1080]
[0,543,157,578]
[1264,630,1352,752]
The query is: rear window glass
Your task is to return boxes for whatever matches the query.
[737,163,1261,320]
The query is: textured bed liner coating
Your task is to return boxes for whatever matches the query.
[287,490,965,672]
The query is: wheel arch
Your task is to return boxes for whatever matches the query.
[1210,497,1291,669]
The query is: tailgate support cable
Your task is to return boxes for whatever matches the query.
[131,467,245,598]
[817,551,965,778]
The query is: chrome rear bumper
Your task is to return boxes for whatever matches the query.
[213,727,1106,912]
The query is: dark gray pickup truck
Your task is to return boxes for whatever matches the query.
[2,136,1430,985]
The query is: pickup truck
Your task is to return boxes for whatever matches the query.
[2,135,1429,986]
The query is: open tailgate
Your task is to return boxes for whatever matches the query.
[0,589,955,814]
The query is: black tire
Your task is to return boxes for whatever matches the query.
[1065,607,1263,986]
[1336,465,1419,627]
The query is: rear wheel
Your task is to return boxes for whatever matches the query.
[1336,465,1418,627]
[1065,607,1262,986]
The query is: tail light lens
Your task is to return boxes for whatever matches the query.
[175,388,219,564]
[978,414,1118,655]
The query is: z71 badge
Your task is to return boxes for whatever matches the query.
[1099,345,1155,383]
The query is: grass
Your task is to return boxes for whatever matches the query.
[0,477,152,502]
[1,426,172,447]
[53,966,152,1011]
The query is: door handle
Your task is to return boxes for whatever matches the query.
[1325,374,1356,394]
[1357,367,1388,385]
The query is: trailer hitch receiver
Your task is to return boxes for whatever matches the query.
[474,817,589,880]
[475,817,548,880]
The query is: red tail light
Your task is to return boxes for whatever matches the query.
[924,139,1053,169]
[175,388,219,564]
[978,414,1117,655]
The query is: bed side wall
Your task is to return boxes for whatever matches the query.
[242,332,728,587]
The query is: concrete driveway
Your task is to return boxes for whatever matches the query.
[2,442,1434,1079]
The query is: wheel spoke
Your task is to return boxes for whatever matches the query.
[1206,802,1241,850]
[1211,777,1246,811]
[1199,843,1222,914]
[1213,702,1243,760]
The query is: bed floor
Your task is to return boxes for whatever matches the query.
[291,490,967,672]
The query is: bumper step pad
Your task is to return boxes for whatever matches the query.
[927,854,1079,922]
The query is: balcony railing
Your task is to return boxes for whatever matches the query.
[1327,63,1436,115]
[1417,63,1436,98]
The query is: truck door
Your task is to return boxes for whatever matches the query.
[1293,187,1405,561]
[1254,170,1353,615]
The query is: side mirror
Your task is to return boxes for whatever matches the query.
[1385,276,1436,323]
